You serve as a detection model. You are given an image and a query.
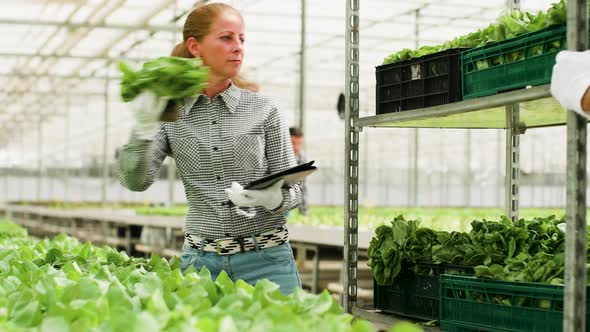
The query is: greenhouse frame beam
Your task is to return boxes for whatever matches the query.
[0,0,128,125]
[0,91,105,98]
[0,73,117,80]
[0,18,178,33]
[0,94,101,141]
[0,0,178,105]
[0,0,179,97]
[0,52,150,63]
[0,0,179,140]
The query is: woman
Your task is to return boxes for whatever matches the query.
[117,3,303,295]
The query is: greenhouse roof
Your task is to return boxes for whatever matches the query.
[0,0,559,162]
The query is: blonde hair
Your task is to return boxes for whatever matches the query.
[172,3,258,92]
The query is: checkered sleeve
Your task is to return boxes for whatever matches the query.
[264,105,303,214]
[117,126,170,192]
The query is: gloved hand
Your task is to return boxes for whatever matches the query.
[550,50,590,118]
[225,179,284,211]
[130,90,169,140]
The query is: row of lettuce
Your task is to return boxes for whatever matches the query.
[368,214,570,287]
[383,0,566,65]
[0,220,421,332]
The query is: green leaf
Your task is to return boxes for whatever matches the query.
[388,321,424,332]
[219,316,239,332]
[215,271,236,295]
[10,300,42,327]
[106,279,136,311]
[40,316,69,332]
[508,237,516,259]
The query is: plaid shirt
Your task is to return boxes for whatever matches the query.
[118,83,302,239]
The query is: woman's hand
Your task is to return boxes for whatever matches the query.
[225,180,284,211]
[550,50,590,118]
[130,91,169,139]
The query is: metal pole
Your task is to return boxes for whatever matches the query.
[505,105,520,220]
[504,0,521,221]
[37,112,43,202]
[344,0,359,313]
[64,94,70,203]
[408,9,420,206]
[48,158,54,200]
[298,0,306,131]
[409,9,420,207]
[2,144,8,203]
[101,66,111,206]
[564,0,588,330]
[19,127,24,201]
[48,96,56,201]
[505,0,520,10]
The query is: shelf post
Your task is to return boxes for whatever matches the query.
[564,0,588,331]
[344,0,360,313]
[505,104,520,221]
[504,0,521,221]
[408,9,420,207]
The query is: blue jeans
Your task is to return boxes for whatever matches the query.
[179,242,301,295]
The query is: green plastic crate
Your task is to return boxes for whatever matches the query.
[440,275,590,332]
[439,321,494,332]
[461,24,566,100]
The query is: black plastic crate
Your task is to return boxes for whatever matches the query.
[375,48,467,115]
[373,262,474,321]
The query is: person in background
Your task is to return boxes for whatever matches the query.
[117,3,302,295]
[550,50,590,118]
[289,127,308,216]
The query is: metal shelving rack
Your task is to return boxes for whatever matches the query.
[343,0,588,330]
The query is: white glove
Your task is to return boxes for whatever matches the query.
[130,91,168,140]
[225,179,285,211]
[550,50,590,118]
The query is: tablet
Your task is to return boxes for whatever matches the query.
[244,160,318,190]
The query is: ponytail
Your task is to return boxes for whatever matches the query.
[171,42,193,58]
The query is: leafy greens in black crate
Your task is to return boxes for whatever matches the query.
[368,216,436,285]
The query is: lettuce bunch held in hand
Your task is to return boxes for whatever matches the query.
[118,56,208,102]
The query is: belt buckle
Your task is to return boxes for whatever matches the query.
[214,238,233,255]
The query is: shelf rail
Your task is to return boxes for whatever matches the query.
[343,0,360,313]
[564,0,588,331]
